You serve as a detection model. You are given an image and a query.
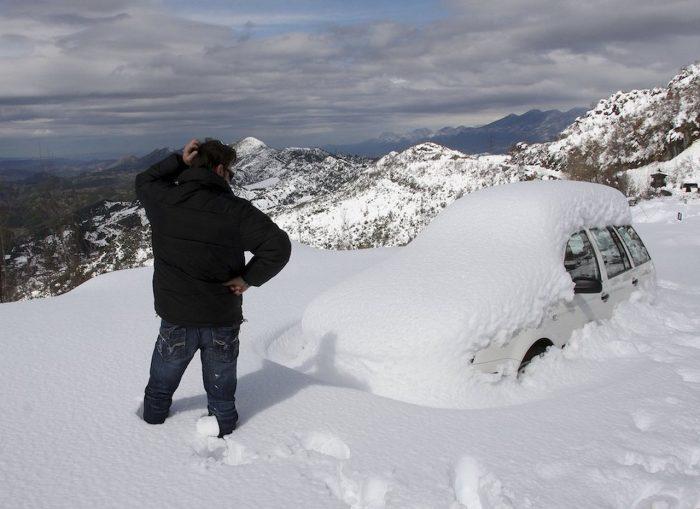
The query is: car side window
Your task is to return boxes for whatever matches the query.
[564,231,600,281]
[615,225,651,266]
[590,227,631,279]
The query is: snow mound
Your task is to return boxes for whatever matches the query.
[267,180,631,406]
[233,137,268,158]
[196,416,219,437]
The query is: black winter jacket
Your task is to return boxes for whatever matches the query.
[135,153,291,326]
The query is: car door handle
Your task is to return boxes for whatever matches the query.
[601,293,610,302]
[632,278,639,286]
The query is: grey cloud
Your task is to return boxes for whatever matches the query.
[47,12,131,26]
[0,0,698,156]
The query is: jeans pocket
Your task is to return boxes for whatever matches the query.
[212,326,240,363]
[157,322,188,361]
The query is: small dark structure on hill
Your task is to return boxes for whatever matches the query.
[681,182,698,193]
[650,172,668,189]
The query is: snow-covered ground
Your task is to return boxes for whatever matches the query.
[627,139,700,196]
[1,197,699,508]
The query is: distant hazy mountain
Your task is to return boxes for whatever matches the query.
[325,108,587,157]
[100,147,173,174]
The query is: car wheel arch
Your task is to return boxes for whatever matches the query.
[517,338,554,376]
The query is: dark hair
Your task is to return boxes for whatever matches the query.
[192,138,237,170]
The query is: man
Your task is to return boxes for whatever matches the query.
[135,138,291,438]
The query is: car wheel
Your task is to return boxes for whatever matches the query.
[517,339,553,377]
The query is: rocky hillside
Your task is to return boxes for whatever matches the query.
[274,143,555,249]
[512,63,700,187]
[232,138,371,211]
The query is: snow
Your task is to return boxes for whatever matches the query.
[267,181,631,406]
[196,415,220,437]
[243,177,281,190]
[513,63,700,174]
[1,197,700,508]
[627,139,700,195]
[233,136,268,158]
[273,142,557,249]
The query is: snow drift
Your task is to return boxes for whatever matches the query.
[266,180,632,406]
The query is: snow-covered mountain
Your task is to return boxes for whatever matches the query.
[6,200,151,300]
[5,63,700,302]
[232,137,371,211]
[512,63,700,179]
[273,142,556,249]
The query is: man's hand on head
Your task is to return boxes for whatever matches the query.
[222,276,250,295]
[183,138,200,166]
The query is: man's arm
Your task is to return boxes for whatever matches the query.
[234,202,292,289]
[134,139,199,205]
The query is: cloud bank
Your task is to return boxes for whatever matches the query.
[0,0,698,156]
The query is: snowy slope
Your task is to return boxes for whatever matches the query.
[231,136,371,212]
[513,63,700,173]
[1,196,700,508]
[274,143,556,249]
[626,139,700,195]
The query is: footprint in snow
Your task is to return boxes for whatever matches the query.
[308,464,389,509]
[632,493,680,509]
[295,432,392,508]
[192,436,228,464]
[631,409,656,432]
[299,431,351,460]
[191,436,257,466]
[191,416,257,466]
[453,455,513,509]
[675,367,700,383]
[222,438,258,466]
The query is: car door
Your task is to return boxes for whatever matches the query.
[553,230,607,343]
[589,226,634,314]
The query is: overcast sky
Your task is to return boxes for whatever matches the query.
[0,0,698,158]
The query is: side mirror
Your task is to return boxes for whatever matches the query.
[573,277,602,294]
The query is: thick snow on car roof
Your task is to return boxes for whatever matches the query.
[267,180,632,406]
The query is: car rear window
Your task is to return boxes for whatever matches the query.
[590,227,632,279]
[615,225,651,266]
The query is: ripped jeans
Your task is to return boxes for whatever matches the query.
[143,318,240,437]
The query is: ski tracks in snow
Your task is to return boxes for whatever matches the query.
[191,430,391,509]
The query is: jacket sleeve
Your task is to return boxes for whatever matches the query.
[239,201,292,287]
[134,153,187,205]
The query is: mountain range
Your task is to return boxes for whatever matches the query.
[2,63,699,302]
[324,108,587,157]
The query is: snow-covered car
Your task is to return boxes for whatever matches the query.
[267,180,656,407]
[472,222,655,375]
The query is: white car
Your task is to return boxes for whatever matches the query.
[472,223,656,375]
[269,181,654,406]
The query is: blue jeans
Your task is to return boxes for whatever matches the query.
[143,319,240,437]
